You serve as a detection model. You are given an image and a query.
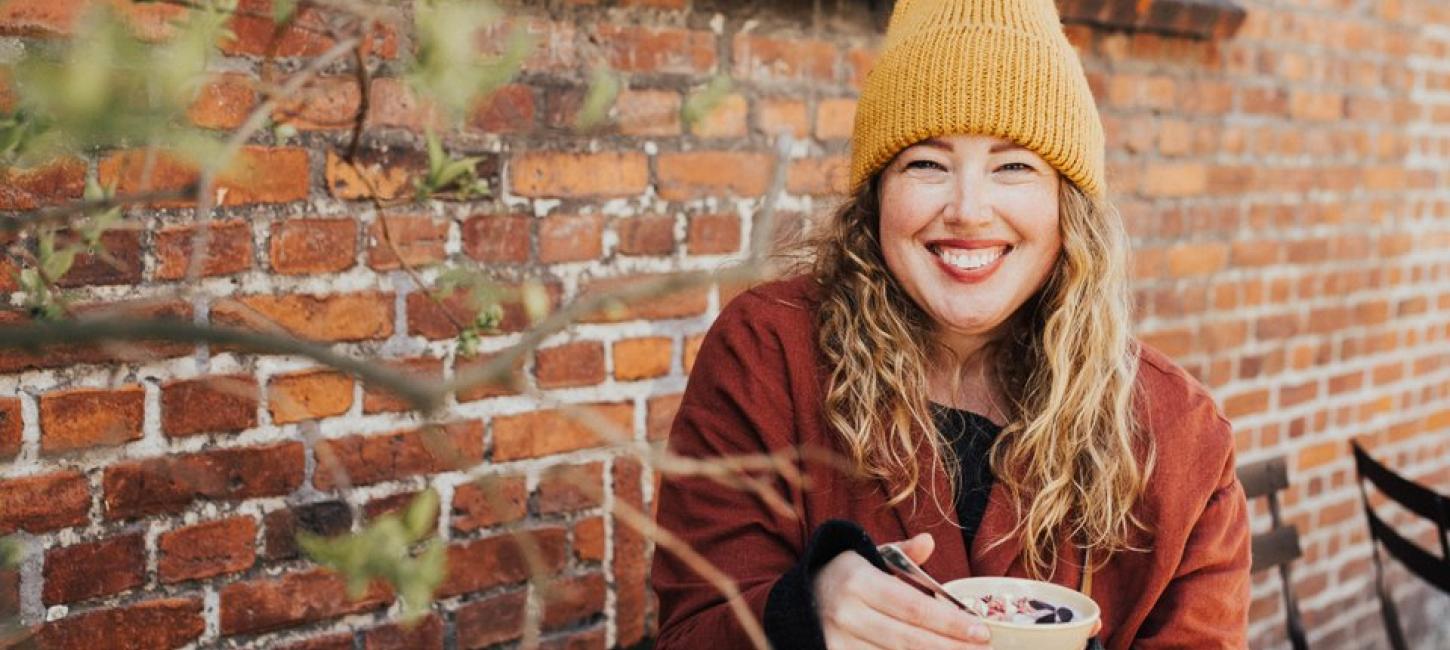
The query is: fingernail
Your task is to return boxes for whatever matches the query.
[969,623,989,641]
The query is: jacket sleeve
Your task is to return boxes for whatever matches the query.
[1134,418,1252,649]
[650,292,812,649]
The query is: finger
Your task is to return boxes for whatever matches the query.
[897,532,935,565]
[859,575,989,643]
[836,601,989,650]
[1091,619,1102,635]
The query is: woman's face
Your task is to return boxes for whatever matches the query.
[878,133,1062,351]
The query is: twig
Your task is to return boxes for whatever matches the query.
[0,187,199,233]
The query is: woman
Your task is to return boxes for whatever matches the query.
[652,1,1251,648]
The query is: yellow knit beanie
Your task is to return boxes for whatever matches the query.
[849,0,1105,197]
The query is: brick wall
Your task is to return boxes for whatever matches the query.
[0,0,1446,649]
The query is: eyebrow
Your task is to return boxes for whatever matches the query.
[914,138,1030,154]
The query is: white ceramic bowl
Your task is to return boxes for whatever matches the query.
[943,576,1100,650]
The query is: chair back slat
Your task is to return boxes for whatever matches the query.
[1238,457,1290,500]
[1250,525,1303,574]
[1363,505,1450,593]
[1352,444,1449,527]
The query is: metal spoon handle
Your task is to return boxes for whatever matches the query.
[876,543,975,613]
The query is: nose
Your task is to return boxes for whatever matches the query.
[943,176,992,226]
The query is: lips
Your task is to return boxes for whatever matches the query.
[927,241,1012,272]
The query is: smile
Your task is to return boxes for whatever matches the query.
[929,244,1009,272]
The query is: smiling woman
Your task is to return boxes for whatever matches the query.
[651,1,1251,649]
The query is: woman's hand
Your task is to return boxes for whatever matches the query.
[813,533,991,649]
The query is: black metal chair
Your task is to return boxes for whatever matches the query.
[1237,456,1309,650]
[1350,440,1450,650]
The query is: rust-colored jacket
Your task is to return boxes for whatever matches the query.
[652,277,1251,649]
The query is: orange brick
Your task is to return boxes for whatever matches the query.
[577,276,709,323]
[492,403,633,460]
[535,342,606,389]
[512,151,649,198]
[647,393,682,441]
[1298,441,1341,471]
[212,293,394,343]
[187,73,257,130]
[154,220,254,280]
[1141,163,1207,198]
[269,219,357,275]
[267,370,355,424]
[615,89,682,136]
[0,157,85,210]
[787,156,850,196]
[689,94,748,138]
[366,77,444,132]
[273,76,362,130]
[574,516,606,562]
[462,214,531,263]
[537,463,604,514]
[451,475,527,532]
[614,338,672,380]
[683,334,705,373]
[732,34,836,83]
[324,149,429,201]
[538,214,604,263]
[98,147,310,207]
[658,151,773,201]
[39,386,144,454]
[1167,242,1228,277]
[815,98,856,140]
[222,0,396,59]
[361,357,444,414]
[758,99,809,138]
[366,215,448,271]
[597,24,716,74]
[687,213,741,254]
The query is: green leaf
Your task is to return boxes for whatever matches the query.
[403,489,439,540]
[574,67,621,131]
[272,0,299,24]
[682,75,735,129]
[42,246,78,281]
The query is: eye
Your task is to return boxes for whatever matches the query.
[997,162,1036,173]
[904,159,946,171]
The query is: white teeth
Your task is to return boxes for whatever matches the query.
[934,245,1006,271]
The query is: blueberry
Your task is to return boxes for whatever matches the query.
[1035,612,1058,624]
[1057,607,1074,622]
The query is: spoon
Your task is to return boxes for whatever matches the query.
[876,543,976,614]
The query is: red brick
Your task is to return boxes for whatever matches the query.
[658,151,773,200]
[324,149,430,201]
[687,213,741,254]
[690,94,748,138]
[535,341,606,389]
[758,99,810,138]
[787,156,850,196]
[647,393,683,441]
[363,491,437,530]
[158,516,257,583]
[0,398,20,458]
[154,220,254,280]
[451,475,527,533]
[367,215,449,271]
[462,214,532,263]
[574,516,606,562]
[362,357,444,413]
[162,375,260,436]
[98,147,310,207]
[0,471,90,534]
[541,573,606,629]
[539,214,604,263]
[616,89,681,136]
[614,458,647,645]
[1223,389,1270,419]
[439,528,568,598]
[272,75,362,131]
[616,215,676,256]
[478,18,579,73]
[1168,242,1229,277]
[456,590,526,648]
[268,370,355,424]
[493,403,633,461]
[270,218,357,274]
[278,633,355,650]
[263,501,352,561]
[511,151,649,198]
[815,97,856,140]
[847,47,876,88]
[36,598,204,650]
[212,292,394,343]
[219,568,392,636]
[732,34,836,83]
[314,421,483,491]
[0,567,15,620]
[363,614,443,650]
[0,157,85,210]
[407,282,559,339]
[615,337,672,380]
[597,24,716,74]
[52,228,143,288]
[540,627,607,650]
[577,275,709,323]
[538,463,604,515]
[39,386,144,454]
[1141,163,1208,198]
[103,442,305,520]
[221,0,397,59]
[367,77,444,132]
[43,533,145,604]
[188,73,257,130]
[455,351,526,402]
[0,0,84,37]
[470,83,537,133]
